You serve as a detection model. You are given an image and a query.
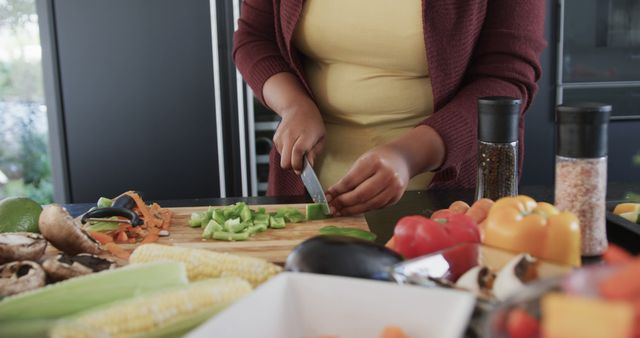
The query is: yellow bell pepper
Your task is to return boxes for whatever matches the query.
[482,195,581,266]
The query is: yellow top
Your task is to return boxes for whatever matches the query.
[293,0,435,189]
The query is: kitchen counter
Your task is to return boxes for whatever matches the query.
[65,182,640,254]
[61,182,639,338]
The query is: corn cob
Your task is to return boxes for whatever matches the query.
[0,262,188,338]
[129,244,282,287]
[51,277,252,338]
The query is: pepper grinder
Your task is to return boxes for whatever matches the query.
[554,103,611,257]
[475,97,521,201]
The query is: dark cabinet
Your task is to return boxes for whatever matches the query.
[41,0,229,202]
[523,0,640,185]
[558,0,640,182]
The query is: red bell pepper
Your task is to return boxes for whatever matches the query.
[392,211,480,259]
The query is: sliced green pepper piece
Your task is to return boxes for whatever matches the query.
[206,206,215,220]
[240,205,253,222]
[96,197,113,209]
[202,220,223,239]
[247,223,268,235]
[189,212,207,228]
[306,203,330,220]
[253,213,269,227]
[228,220,250,233]
[212,231,250,241]
[276,207,305,223]
[85,217,120,232]
[211,209,226,225]
[223,203,243,219]
[269,216,286,229]
[318,225,377,241]
[223,218,241,232]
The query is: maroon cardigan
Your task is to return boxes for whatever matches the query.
[233,0,546,196]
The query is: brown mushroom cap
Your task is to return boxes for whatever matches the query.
[43,253,115,281]
[493,253,539,301]
[0,232,47,264]
[38,204,101,255]
[0,261,46,297]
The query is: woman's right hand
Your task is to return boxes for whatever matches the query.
[263,72,326,174]
[272,101,325,174]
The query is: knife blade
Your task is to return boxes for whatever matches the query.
[301,157,331,215]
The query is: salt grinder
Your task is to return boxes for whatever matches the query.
[554,103,611,257]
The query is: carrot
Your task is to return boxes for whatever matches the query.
[103,242,131,260]
[603,245,634,265]
[599,259,640,299]
[379,326,408,338]
[385,236,396,250]
[448,200,470,214]
[124,191,161,228]
[141,227,160,244]
[466,198,494,224]
[89,231,113,245]
[117,222,130,233]
[115,230,129,243]
[159,209,172,230]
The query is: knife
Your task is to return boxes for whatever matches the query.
[301,157,331,215]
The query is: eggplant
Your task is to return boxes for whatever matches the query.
[285,235,403,281]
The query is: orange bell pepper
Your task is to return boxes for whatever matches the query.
[481,195,581,266]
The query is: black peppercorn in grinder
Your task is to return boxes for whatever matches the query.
[475,96,521,201]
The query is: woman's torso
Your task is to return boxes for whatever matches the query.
[293,0,435,189]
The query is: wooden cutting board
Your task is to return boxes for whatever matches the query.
[123,204,370,264]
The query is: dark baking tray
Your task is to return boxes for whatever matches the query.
[606,201,640,254]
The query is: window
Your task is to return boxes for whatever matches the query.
[0,0,52,203]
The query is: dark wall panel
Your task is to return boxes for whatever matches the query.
[53,0,220,202]
[522,0,556,186]
[608,120,640,181]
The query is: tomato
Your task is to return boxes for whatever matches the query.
[394,216,439,258]
[506,308,540,338]
[392,212,480,259]
[602,245,633,265]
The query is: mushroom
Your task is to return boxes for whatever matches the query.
[0,232,47,264]
[493,253,539,301]
[455,265,496,297]
[0,261,46,297]
[42,253,115,281]
[39,204,102,255]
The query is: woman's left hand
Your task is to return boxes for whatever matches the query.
[326,144,410,216]
[326,125,446,216]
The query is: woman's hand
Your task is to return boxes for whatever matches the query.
[326,144,410,216]
[273,102,325,174]
[263,72,325,174]
[326,125,446,216]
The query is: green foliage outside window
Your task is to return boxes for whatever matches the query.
[0,0,52,204]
